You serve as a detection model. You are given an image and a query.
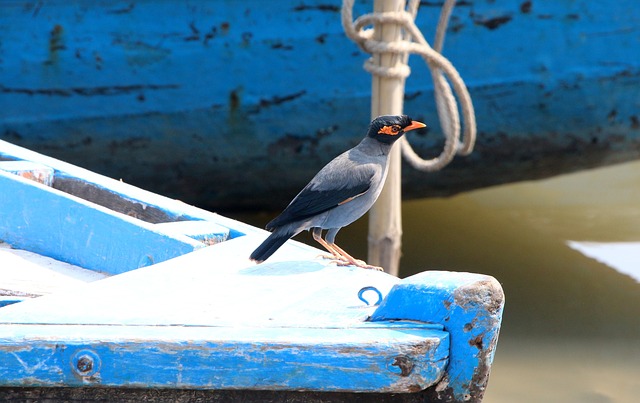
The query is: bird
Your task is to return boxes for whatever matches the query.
[250,115,426,270]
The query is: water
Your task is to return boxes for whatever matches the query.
[231,160,640,402]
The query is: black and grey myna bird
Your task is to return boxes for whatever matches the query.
[250,115,426,270]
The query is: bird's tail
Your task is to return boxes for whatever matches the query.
[250,230,294,263]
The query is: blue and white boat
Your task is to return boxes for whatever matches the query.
[0,140,504,401]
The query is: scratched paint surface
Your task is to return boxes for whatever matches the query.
[370,271,504,401]
[0,324,449,392]
[0,1,639,210]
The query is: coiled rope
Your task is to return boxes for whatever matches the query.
[341,0,476,171]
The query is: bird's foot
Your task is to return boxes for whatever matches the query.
[328,257,384,271]
[352,261,384,272]
[315,244,384,271]
[317,252,340,261]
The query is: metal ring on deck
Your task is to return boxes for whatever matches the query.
[358,286,383,306]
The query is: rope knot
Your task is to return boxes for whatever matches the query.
[341,0,477,172]
[344,10,415,79]
[364,59,411,79]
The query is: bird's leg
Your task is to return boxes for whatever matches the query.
[312,227,342,260]
[321,228,384,271]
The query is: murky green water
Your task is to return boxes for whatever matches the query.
[231,160,640,402]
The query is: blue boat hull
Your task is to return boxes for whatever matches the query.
[1,0,639,210]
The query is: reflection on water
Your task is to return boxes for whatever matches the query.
[230,160,640,403]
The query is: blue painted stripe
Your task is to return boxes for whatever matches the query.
[0,323,449,392]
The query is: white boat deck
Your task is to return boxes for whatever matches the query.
[0,242,107,298]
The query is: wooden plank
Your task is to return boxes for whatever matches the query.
[370,271,505,402]
[0,170,203,275]
[0,322,448,392]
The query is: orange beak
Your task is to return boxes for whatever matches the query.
[404,120,427,132]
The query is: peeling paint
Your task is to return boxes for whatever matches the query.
[45,24,65,65]
[454,279,505,316]
[473,15,513,30]
[371,272,505,402]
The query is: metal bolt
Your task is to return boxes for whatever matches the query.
[72,350,100,377]
[76,355,94,374]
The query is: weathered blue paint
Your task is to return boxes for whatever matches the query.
[0,139,240,274]
[0,1,638,210]
[0,323,449,392]
[0,141,504,399]
[0,169,202,275]
[370,271,505,402]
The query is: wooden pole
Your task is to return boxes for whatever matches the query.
[368,0,406,276]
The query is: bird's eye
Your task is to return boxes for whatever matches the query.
[377,125,402,135]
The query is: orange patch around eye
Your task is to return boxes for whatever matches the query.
[378,125,399,135]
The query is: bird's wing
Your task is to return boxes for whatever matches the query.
[266,183,370,229]
[266,158,376,229]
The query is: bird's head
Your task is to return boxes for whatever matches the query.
[366,115,427,144]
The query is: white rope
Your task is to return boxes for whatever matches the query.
[341,0,476,171]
